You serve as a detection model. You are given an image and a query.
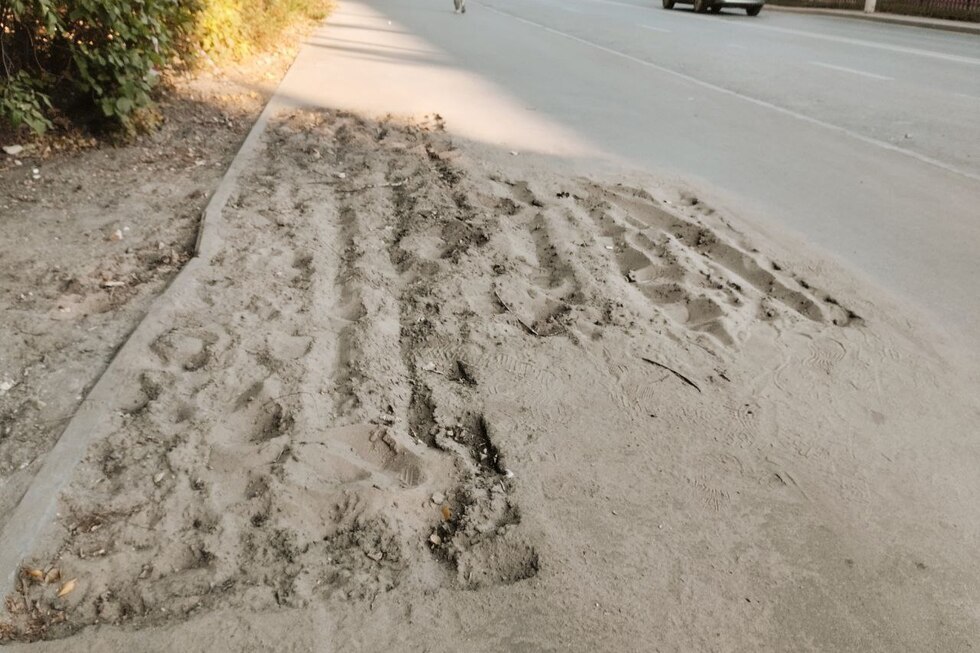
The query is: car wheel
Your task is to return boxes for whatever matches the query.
[662,0,675,8]
[710,5,721,11]
[746,5,762,14]
[694,0,710,12]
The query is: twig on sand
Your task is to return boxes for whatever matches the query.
[331,179,406,194]
[260,391,316,409]
[492,289,539,337]
[273,446,290,464]
[641,357,701,393]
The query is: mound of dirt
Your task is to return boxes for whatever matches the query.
[3,111,979,651]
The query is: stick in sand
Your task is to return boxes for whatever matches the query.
[493,289,539,337]
[641,357,701,393]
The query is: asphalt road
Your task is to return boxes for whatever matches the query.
[301,0,980,347]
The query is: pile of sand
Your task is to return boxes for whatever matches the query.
[3,111,979,651]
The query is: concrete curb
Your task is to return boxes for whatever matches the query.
[767,5,980,35]
[0,54,298,600]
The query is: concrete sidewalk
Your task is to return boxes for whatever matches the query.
[768,5,980,34]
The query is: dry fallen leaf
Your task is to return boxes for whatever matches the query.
[5,596,24,615]
[24,567,44,582]
[57,578,77,598]
[44,568,60,584]
[441,504,452,521]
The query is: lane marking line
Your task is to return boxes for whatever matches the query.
[641,24,672,33]
[809,61,894,80]
[479,1,980,183]
[733,21,980,66]
[529,0,586,12]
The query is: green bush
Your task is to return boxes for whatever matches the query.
[0,71,53,134]
[0,0,331,135]
[1,0,198,133]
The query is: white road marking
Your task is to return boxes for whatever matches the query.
[809,61,893,80]
[478,2,980,184]
[532,0,586,12]
[733,22,980,67]
[582,0,980,66]
[641,24,672,33]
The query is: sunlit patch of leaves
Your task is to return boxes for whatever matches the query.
[0,0,332,134]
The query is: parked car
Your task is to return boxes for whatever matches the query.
[663,0,764,15]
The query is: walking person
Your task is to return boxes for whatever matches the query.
[454,0,466,13]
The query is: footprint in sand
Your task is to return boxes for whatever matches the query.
[319,423,427,489]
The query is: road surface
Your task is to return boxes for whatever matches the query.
[288,0,980,348]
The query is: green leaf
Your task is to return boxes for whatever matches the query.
[115,96,134,115]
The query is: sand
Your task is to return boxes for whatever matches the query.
[0,45,304,537]
[2,110,979,651]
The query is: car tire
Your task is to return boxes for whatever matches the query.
[746,5,762,14]
[662,0,675,8]
[694,0,710,12]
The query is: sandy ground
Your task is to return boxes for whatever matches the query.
[0,47,305,535]
[2,109,979,650]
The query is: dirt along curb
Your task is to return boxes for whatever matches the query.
[766,5,980,34]
[0,62,301,602]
